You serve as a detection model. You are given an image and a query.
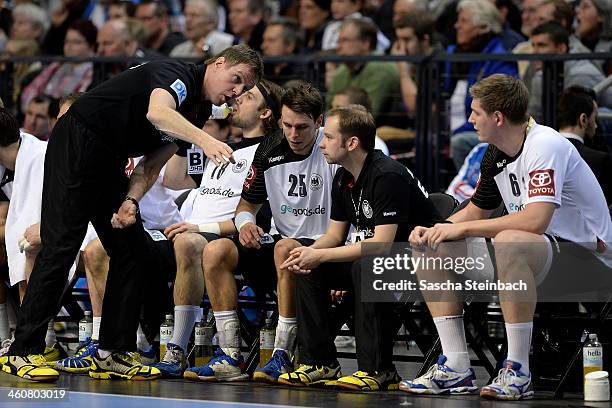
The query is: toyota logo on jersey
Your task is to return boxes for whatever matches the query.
[528,169,555,197]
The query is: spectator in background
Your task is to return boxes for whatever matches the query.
[392,0,428,25]
[557,86,612,204]
[447,0,518,169]
[391,11,437,117]
[299,0,330,53]
[20,20,96,115]
[228,0,266,52]
[575,0,612,73]
[520,0,544,38]
[261,17,306,84]
[41,0,89,55]
[22,95,59,141]
[203,118,232,142]
[135,0,186,55]
[327,18,403,127]
[108,0,136,21]
[93,18,160,85]
[10,4,50,46]
[1,39,41,111]
[512,0,544,76]
[321,0,389,52]
[330,86,390,154]
[492,0,524,50]
[528,22,612,123]
[170,0,235,58]
[534,0,590,53]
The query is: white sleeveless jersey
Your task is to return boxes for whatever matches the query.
[181,138,262,224]
[473,122,612,267]
[243,129,338,239]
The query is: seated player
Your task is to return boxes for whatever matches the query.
[277,106,442,390]
[401,74,612,400]
[184,83,338,383]
[144,79,284,378]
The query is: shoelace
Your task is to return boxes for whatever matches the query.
[72,339,94,358]
[492,367,518,386]
[161,348,183,365]
[29,355,46,365]
[423,363,441,380]
[265,352,284,369]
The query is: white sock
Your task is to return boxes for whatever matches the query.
[45,321,56,347]
[170,305,200,352]
[0,303,9,341]
[92,317,101,341]
[214,310,240,360]
[433,315,470,372]
[505,322,532,375]
[98,348,112,358]
[136,323,150,351]
[273,316,297,359]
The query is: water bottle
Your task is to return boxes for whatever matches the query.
[584,333,604,379]
[259,318,275,367]
[194,311,215,366]
[159,314,174,360]
[78,311,93,342]
[209,104,233,119]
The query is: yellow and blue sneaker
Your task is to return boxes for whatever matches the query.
[253,349,293,383]
[0,354,60,381]
[184,348,248,382]
[480,360,534,400]
[89,351,161,380]
[335,369,401,391]
[43,342,68,364]
[278,362,341,387]
[56,338,98,374]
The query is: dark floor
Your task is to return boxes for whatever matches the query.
[1,368,609,408]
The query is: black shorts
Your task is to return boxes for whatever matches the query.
[231,235,315,291]
[537,234,612,301]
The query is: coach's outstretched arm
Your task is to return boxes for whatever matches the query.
[147,88,234,166]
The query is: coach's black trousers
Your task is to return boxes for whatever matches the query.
[296,259,398,372]
[9,113,150,355]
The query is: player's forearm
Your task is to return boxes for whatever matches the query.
[163,154,196,190]
[318,242,363,263]
[127,144,177,200]
[218,220,237,237]
[147,105,214,149]
[460,211,549,238]
[311,233,344,250]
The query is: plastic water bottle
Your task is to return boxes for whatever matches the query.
[194,310,215,366]
[259,318,275,367]
[584,333,604,379]
[209,104,233,119]
[159,314,174,360]
[78,311,93,342]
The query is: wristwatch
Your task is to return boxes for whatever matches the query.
[124,195,140,214]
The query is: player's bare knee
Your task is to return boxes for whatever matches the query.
[274,238,300,260]
[203,239,234,275]
[173,232,205,261]
[83,239,108,273]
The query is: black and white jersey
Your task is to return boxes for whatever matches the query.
[472,120,612,267]
[180,137,264,223]
[69,60,207,158]
[331,150,443,241]
[242,129,338,239]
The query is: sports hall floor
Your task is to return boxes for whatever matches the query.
[0,356,605,408]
